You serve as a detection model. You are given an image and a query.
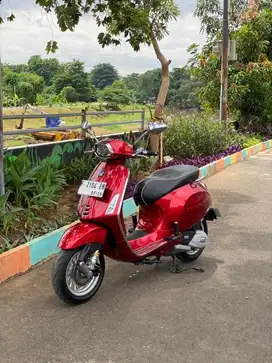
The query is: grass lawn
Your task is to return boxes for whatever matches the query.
[3,103,152,147]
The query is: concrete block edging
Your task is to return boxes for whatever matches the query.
[1,140,271,283]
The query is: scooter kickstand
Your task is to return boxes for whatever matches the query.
[171,255,182,273]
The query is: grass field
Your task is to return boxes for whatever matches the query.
[3,103,152,147]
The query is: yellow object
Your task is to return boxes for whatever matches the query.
[54,133,63,141]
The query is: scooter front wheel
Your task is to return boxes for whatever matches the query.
[52,248,105,305]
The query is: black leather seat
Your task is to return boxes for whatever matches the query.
[133,165,199,206]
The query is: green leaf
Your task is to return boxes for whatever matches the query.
[7,14,15,22]
[45,40,59,54]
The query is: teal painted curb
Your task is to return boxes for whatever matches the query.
[26,201,138,267]
[27,226,69,265]
[1,139,272,282]
[123,198,138,218]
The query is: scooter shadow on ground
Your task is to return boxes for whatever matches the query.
[48,254,223,310]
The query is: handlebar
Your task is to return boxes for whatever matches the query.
[141,150,157,156]
[134,148,157,157]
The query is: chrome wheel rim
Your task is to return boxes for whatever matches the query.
[65,251,100,297]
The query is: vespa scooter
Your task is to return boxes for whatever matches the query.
[52,122,220,304]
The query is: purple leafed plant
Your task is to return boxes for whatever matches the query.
[162,145,243,169]
[124,145,242,199]
[124,179,138,200]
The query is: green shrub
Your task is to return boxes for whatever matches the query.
[64,154,99,184]
[0,193,23,234]
[126,157,158,179]
[4,151,66,208]
[164,115,242,159]
[242,136,262,149]
[1,151,66,234]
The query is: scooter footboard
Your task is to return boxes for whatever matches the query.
[59,222,107,250]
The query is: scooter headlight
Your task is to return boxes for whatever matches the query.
[95,142,112,158]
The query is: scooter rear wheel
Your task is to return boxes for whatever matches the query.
[52,248,105,305]
[175,221,208,263]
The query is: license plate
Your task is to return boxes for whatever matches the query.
[78,180,107,198]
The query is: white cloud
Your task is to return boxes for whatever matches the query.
[0,7,206,75]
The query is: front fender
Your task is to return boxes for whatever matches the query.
[59,222,107,250]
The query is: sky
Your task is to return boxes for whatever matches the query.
[0,0,206,75]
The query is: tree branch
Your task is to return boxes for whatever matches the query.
[150,30,171,66]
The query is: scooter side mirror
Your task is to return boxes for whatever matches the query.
[147,122,167,134]
[82,121,92,131]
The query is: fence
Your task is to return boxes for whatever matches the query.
[0,109,146,195]
[2,109,145,136]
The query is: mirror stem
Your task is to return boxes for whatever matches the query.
[134,130,149,146]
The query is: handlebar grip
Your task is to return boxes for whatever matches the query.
[142,150,157,156]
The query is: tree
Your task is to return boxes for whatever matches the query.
[137,69,162,104]
[195,0,272,38]
[60,86,79,103]
[6,64,28,73]
[191,8,272,127]
[53,60,97,102]
[123,73,140,90]
[28,56,62,86]
[123,73,141,102]
[17,73,44,96]
[99,80,132,108]
[3,0,179,138]
[168,67,200,109]
[17,82,35,104]
[90,63,119,89]
[3,67,44,104]
[31,0,179,122]
[233,8,272,63]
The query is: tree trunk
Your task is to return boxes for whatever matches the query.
[150,31,171,153]
[151,31,171,120]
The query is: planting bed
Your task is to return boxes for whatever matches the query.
[124,145,242,199]
[1,139,271,282]
[0,185,79,254]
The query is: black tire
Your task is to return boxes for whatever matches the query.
[52,249,105,305]
[175,220,208,263]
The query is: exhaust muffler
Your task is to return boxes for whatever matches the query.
[169,230,208,254]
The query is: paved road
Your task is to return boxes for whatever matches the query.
[1,150,272,363]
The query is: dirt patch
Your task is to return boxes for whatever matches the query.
[43,185,79,221]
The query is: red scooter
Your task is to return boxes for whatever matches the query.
[52,122,220,304]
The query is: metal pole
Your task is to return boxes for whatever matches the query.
[0,55,5,195]
[220,0,229,122]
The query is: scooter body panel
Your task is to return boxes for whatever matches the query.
[129,182,212,256]
[77,161,140,262]
[58,222,107,250]
[61,153,212,261]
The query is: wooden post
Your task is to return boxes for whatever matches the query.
[150,134,160,153]
[81,109,87,138]
[141,110,145,131]
[159,133,163,166]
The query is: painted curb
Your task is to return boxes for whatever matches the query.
[0,198,138,283]
[1,140,271,283]
[0,245,30,282]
